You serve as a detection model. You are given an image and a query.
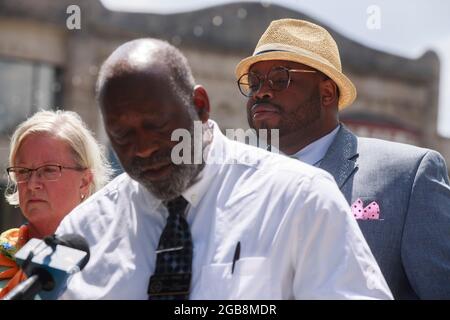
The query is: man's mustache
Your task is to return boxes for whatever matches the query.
[131,151,173,169]
[250,100,282,113]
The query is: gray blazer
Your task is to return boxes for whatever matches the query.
[319,125,450,299]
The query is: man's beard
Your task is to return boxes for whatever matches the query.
[280,90,321,137]
[248,88,321,137]
[128,122,208,201]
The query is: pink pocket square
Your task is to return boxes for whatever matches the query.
[351,198,380,220]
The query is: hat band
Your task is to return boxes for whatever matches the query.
[255,49,292,55]
[253,43,341,72]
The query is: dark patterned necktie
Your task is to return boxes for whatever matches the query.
[148,196,192,300]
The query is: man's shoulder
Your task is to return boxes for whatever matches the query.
[357,136,434,163]
[57,173,137,232]
[358,136,426,153]
[350,137,450,182]
[97,172,138,195]
[78,172,137,209]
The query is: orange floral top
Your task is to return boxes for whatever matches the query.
[0,225,29,298]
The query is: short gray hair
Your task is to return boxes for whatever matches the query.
[5,109,113,205]
[96,38,196,108]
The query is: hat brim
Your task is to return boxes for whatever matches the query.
[235,51,356,109]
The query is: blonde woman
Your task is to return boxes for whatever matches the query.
[0,110,112,298]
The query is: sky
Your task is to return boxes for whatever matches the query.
[101,0,450,137]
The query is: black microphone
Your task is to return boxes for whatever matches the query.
[2,234,90,300]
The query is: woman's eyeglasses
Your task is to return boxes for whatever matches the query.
[6,164,86,183]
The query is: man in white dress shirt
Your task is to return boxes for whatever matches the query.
[56,38,392,299]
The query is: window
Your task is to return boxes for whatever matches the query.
[0,57,62,134]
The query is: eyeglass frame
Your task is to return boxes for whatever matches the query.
[237,66,317,97]
[6,164,86,183]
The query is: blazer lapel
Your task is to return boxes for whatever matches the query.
[319,125,359,201]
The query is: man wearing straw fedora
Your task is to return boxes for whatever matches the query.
[236,19,450,299]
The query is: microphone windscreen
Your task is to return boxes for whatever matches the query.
[54,234,90,270]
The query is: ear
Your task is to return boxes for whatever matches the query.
[319,78,339,108]
[79,169,93,201]
[192,85,210,123]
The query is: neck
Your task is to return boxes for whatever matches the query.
[279,121,339,155]
[27,223,54,239]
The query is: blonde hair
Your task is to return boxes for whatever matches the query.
[5,109,113,205]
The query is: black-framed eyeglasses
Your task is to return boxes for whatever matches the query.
[237,66,317,97]
[6,164,86,183]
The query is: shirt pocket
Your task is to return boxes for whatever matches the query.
[197,257,272,299]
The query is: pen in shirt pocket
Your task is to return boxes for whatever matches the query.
[231,241,241,275]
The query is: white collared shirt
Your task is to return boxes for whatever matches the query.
[57,120,392,300]
[289,125,340,166]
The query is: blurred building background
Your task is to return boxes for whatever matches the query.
[0,0,448,229]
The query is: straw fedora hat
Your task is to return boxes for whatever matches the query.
[235,19,357,109]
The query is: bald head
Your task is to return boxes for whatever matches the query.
[96,38,196,107]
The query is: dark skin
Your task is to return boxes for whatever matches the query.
[99,61,210,183]
[246,60,339,155]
